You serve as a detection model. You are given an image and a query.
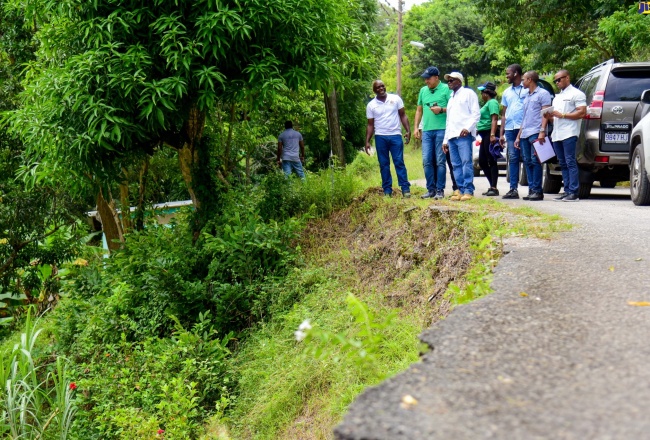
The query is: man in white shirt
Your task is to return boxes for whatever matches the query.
[365,80,412,197]
[442,72,480,201]
[547,70,587,202]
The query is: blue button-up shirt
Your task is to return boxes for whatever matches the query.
[520,87,552,139]
[501,84,528,130]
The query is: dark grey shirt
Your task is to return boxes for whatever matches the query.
[278,129,303,161]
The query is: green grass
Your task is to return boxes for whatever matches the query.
[220,155,570,438]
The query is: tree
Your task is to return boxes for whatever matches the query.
[0,0,84,311]
[9,0,370,235]
[475,0,639,76]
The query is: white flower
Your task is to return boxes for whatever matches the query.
[298,319,312,331]
[294,330,307,342]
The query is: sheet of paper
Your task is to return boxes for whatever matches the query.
[533,138,555,163]
[540,106,554,116]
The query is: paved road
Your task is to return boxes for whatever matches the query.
[335,175,650,440]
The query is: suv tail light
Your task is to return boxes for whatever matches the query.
[595,156,609,163]
[585,91,605,119]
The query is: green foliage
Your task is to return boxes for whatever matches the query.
[65,312,231,440]
[0,307,78,439]
[476,0,638,76]
[406,0,490,79]
[228,269,424,439]
[257,167,362,222]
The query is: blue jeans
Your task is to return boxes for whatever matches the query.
[422,130,446,192]
[375,135,410,194]
[553,136,579,195]
[448,135,475,195]
[506,129,521,190]
[282,160,305,179]
[520,134,543,193]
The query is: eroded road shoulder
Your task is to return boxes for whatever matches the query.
[335,188,650,440]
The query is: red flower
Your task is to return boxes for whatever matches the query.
[157,429,165,435]
[69,382,77,391]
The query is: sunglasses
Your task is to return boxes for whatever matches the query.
[447,78,459,83]
[553,76,568,84]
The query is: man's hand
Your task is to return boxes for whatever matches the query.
[431,105,442,115]
[414,129,422,140]
[442,143,449,154]
[550,110,563,119]
[365,143,371,155]
[514,139,520,149]
[500,135,506,146]
[277,159,282,167]
[299,155,304,163]
[538,131,546,142]
[460,128,469,137]
[404,131,411,145]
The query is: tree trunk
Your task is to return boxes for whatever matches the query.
[177,106,206,211]
[135,156,149,231]
[96,189,124,253]
[324,88,345,167]
[119,169,132,233]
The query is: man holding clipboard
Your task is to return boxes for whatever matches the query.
[546,70,587,202]
[515,71,552,201]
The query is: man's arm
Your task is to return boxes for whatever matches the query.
[299,140,305,162]
[414,105,423,140]
[500,105,507,145]
[540,105,551,140]
[365,118,375,155]
[398,107,411,144]
[277,141,283,167]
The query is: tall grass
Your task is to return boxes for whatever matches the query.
[0,307,77,439]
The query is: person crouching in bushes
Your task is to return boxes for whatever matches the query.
[477,82,500,196]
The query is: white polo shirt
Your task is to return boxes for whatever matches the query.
[552,85,587,142]
[443,87,481,144]
[366,94,405,136]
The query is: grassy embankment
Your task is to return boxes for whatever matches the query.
[214,145,571,439]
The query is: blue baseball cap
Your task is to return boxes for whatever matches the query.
[420,66,440,78]
[477,81,497,92]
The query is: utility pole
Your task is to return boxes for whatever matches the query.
[396,0,404,96]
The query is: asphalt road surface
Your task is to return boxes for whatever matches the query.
[335,174,650,440]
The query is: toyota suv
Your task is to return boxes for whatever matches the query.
[543,59,650,198]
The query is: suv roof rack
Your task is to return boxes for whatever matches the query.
[588,58,615,73]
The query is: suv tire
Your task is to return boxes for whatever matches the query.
[542,164,562,194]
[519,162,528,186]
[599,180,617,188]
[577,181,593,199]
[630,145,650,206]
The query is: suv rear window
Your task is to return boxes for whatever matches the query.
[604,70,650,101]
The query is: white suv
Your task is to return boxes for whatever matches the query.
[629,90,650,205]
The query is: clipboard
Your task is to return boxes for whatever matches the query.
[533,138,556,163]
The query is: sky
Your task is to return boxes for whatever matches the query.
[381,0,429,11]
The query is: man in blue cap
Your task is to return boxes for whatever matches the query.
[414,66,452,199]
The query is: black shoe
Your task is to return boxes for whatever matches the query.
[562,193,579,202]
[421,191,435,199]
[485,188,499,196]
[528,192,544,201]
[502,189,519,199]
[522,193,531,200]
[554,193,568,202]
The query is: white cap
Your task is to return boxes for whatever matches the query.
[444,72,464,83]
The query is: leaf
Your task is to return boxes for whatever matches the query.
[519,292,528,297]
[627,301,650,307]
[609,266,615,272]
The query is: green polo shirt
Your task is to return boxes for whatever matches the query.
[417,83,451,131]
[477,98,500,131]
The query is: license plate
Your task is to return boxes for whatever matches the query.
[604,132,628,143]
